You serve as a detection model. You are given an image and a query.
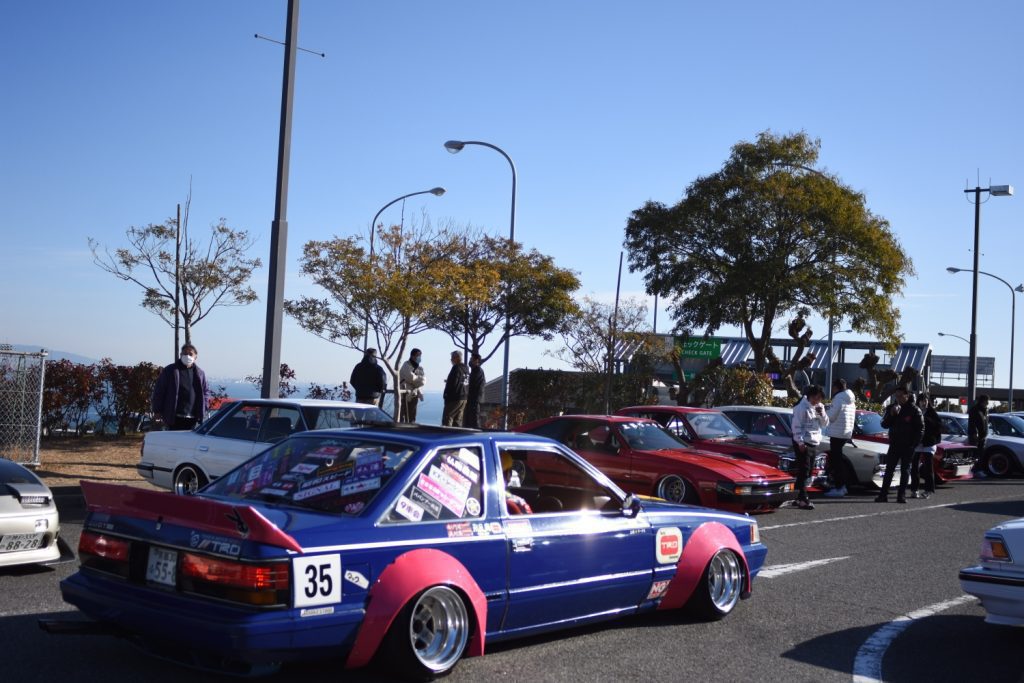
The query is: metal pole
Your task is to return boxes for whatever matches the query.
[967,187,981,407]
[502,156,517,430]
[605,252,623,414]
[261,0,299,399]
[1010,289,1016,409]
[174,203,181,359]
[826,318,834,392]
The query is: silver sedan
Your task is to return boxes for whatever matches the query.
[0,458,62,567]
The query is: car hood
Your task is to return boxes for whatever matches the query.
[632,447,791,480]
[702,436,791,455]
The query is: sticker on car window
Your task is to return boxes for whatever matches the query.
[395,495,425,522]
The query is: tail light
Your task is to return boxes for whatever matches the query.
[180,552,289,606]
[79,531,131,577]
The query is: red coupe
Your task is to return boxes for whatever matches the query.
[516,415,796,513]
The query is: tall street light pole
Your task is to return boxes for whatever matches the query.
[444,140,517,429]
[937,331,970,344]
[260,0,300,399]
[363,187,446,349]
[947,266,1023,408]
[960,183,1013,409]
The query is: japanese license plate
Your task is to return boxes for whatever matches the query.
[0,532,43,552]
[146,546,178,587]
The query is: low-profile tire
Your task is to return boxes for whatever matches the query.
[383,585,470,681]
[986,449,1015,478]
[173,464,208,496]
[656,475,700,505]
[685,549,744,621]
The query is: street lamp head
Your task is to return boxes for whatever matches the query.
[938,332,947,337]
[443,140,465,154]
[946,267,962,274]
[428,187,446,197]
[1016,284,1024,293]
[990,185,1014,197]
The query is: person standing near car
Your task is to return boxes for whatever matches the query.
[442,351,470,427]
[791,384,830,510]
[824,378,856,498]
[151,343,210,430]
[463,353,486,429]
[969,394,991,478]
[399,348,426,423]
[876,387,924,503]
[350,348,387,406]
[910,393,940,499]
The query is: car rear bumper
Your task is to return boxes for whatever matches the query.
[960,566,1024,626]
[60,570,363,664]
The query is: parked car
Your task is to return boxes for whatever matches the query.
[851,410,977,485]
[614,405,796,469]
[853,410,888,443]
[960,516,1024,626]
[56,426,766,677]
[717,405,885,489]
[939,411,1024,477]
[138,398,393,494]
[516,415,796,513]
[0,458,67,568]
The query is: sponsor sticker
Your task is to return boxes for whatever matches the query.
[464,497,481,517]
[505,518,532,537]
[646,579,671,600]
[395,495,425,522]
[341,477,380,496]
[259,487,290,497]
[344,501,365,515]
[417,472,466,517]
[343,570,369,589]
[300,606,335,618]
[443,454,480,483]
[409,487,443,518]
[656,527,683,564]
[293,479,342,501]
[446,522,473,538]
[290,463,320,474]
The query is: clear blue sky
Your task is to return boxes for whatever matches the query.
[4,1,1023,392]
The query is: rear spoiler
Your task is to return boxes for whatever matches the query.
[80,481,303,553]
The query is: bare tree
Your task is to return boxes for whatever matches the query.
[89,190,262,349]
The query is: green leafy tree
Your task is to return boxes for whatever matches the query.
[89,192,261,348]
[424,235,582,363]
[285,221,467,419]
[624,131,914,381]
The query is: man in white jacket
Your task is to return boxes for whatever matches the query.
[824,378,856,498]
[399,348,426,423]
[791,384,830,510]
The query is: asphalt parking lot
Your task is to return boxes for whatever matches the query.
[2,479,1023,682]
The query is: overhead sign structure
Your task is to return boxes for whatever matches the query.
[677,337,722,359]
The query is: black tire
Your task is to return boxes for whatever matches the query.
[173,464,208,496]
[656,475,700,505]
[685,549,744,621]
[986,449,1016,478]
[383,585,470,681]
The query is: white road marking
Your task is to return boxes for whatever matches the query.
[760,493,1022,531]
[758,556,850,578]
[852,595,977,683]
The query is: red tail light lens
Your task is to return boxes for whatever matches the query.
[79,531,130,562]
[180,552,289,606]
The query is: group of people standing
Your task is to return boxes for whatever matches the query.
[349,347,487,427]
[789,378,950,510]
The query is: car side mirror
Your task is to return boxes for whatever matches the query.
[621,493,641,518]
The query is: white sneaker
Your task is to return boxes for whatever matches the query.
[824,486,847,498]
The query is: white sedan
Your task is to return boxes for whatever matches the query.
[960,517,1024,625]
[137,398,392,494]
[0,458,63,567]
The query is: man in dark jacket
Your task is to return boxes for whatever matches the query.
[876,387,924,503]
[350,349,387,405]
[969,394,991,477]
[442,351,470,427]
[151,343,211,430]
[463,353,486,429]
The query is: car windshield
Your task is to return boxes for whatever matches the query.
[856,412,886,435]
[202,434,417,514]
[303,405,393,430]
[687,412,744,439]
[942,415,968,435]
[994,414,1024,437]
[618,421,688,450]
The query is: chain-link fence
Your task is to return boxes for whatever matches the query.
[0,348,47,466]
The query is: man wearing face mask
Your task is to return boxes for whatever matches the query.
[151,343,211,430]
[399,348,426,423]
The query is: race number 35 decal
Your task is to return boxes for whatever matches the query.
[293,554,342,608]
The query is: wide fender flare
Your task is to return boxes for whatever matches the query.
[656,521,750,611]
[345,548,487,669]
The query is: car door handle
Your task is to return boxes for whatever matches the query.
[511,537,533,553]
[198,446,209,452]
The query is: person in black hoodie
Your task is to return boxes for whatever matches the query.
[969,394,991,477]
[350,348,386,406]
[463,353,486,429]
[876,387,925,503]
[910,393,941,499]
[442,351,470,426]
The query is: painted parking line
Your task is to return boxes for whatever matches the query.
[760,493,1022,531]
[852,595,977,683]
[758,556,850,578]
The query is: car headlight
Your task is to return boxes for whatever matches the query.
[981,536,1013,563]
